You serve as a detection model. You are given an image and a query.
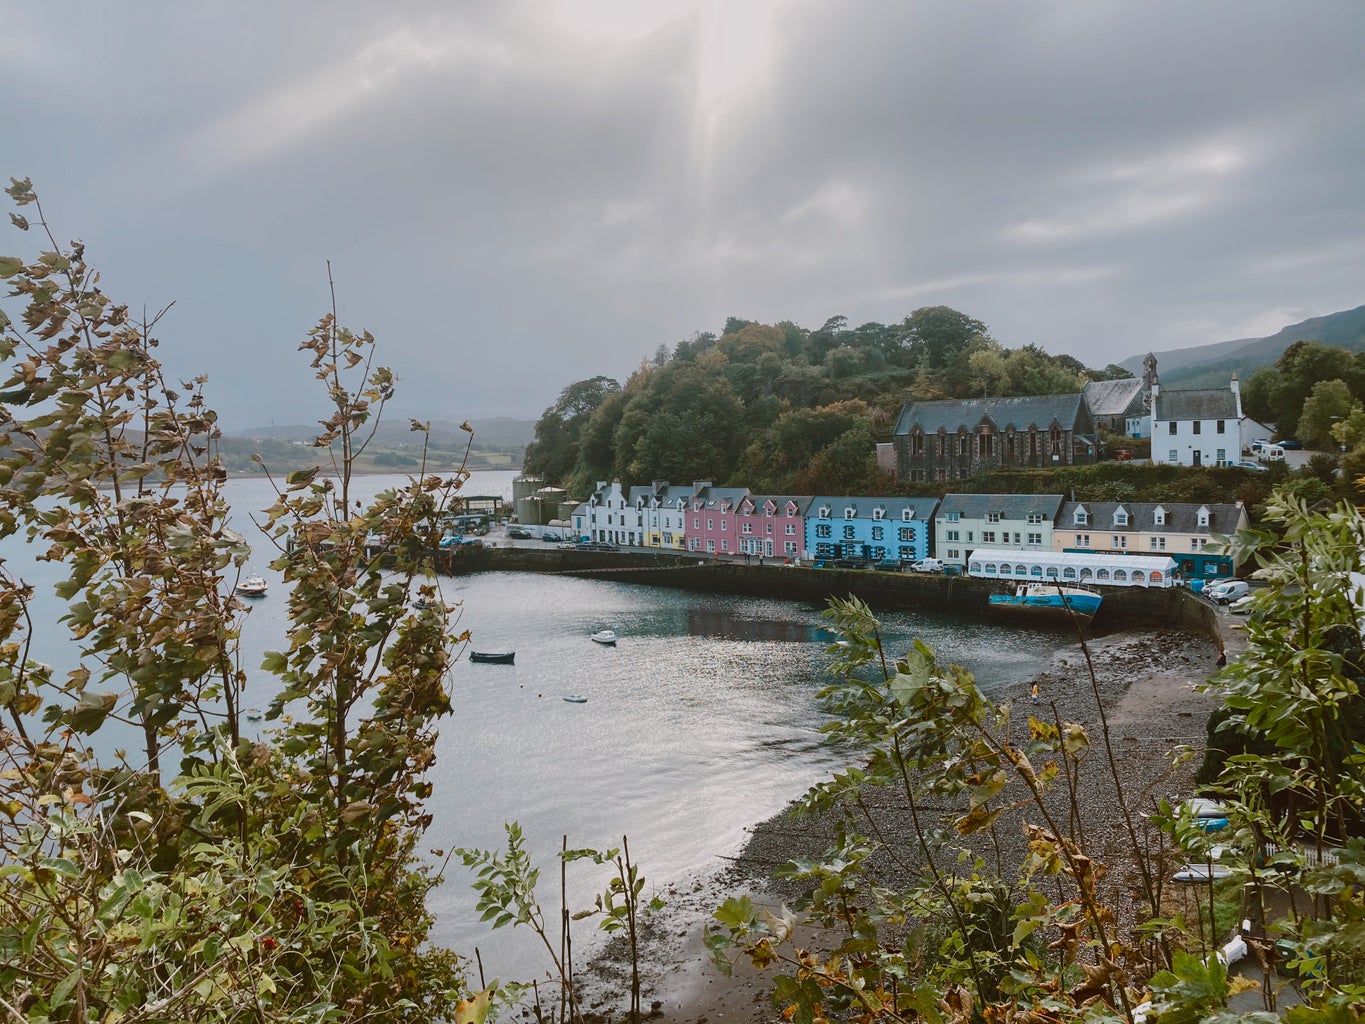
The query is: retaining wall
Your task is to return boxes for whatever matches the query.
[473,547,1221,639]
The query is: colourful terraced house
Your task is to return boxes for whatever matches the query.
[1056,500,1250,579]
[805,496,940,563]
[684,485,752,556]
[626,480,700,549]
[730,494,807,561]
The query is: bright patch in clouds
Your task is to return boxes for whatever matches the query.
[197,27,509,167]
[1007,138,1253,244]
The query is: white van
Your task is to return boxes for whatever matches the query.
[1259,444,1285,463]
[1205,580,1251,605]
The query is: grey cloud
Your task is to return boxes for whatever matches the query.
[4,1,1361,428]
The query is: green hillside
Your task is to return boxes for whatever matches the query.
[1121,305,1365,387]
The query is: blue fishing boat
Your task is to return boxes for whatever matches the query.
[988,582,1102,622]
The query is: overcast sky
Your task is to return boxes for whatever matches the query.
[5,1,1362,431]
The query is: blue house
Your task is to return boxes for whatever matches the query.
[804,496,940,564]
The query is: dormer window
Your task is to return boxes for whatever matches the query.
[1074,508,1088,526]
[873,507,886,520]
[902,509,914,521]
[986,512,1001,524]
[1153,506,1166,526]
[946,512,960,523]
[844,508,855,520]
[819,506,831,519]
[1114,507,1128,527]
[1197,506,1210,528]
[1027,513,1043,525]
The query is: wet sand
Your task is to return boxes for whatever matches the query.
[582,615,1239,1024]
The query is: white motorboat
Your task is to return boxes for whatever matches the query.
[235,574,268,597]
[590,630,618,645]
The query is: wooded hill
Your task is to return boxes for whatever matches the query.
[523,307,1130,497]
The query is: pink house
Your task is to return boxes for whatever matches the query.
[685,487,807,560]
[733,494,807,560]
[685,486,749,556]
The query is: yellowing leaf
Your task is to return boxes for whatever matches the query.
[455,986,494,1024]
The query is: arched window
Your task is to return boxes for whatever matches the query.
[1114,569,1128,582]
[1079,567,1093,580]
[1016,564,1027,575]
[1097,568,1110,580]
[1031,565,1043,577]
[985,563,997,574]
[1063,567,1077,579]
[1000,564,1012,575]
[1150,571,1163,583]
[1132,570,1146,583]
[1045,566,1059,578]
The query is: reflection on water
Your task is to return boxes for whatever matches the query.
[682,608,830,642]
[0,472,1077,981]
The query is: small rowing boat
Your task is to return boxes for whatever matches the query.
[469,651,515,664]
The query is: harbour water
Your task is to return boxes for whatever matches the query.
[0,471,1077,980]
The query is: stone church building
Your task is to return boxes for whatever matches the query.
[892,392,1100,483]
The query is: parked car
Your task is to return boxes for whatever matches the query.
[506,526,532,539]
[1248,439,1270,453]
[870,559,903,572]
[1113,449,1133,461]
[1229,594,1255,615]
[910,558,945,574]
[574,541,620,552]
[1205,580,1251,605]
[1279,439,1303,450]
[1233,461,1269,472]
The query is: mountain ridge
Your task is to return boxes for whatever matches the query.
[1118,305,1365,386]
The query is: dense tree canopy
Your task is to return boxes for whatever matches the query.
[1241,340,1365,440]
[529,308,1121,495]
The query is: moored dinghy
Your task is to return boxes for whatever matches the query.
[590,630,618,645]
[469,651,515,664]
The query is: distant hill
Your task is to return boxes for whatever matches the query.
[236,416,536,449]
[1119,305,1365,388]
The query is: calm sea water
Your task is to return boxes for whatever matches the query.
[0,471,1073,979]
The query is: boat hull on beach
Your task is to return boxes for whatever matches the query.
[988,583,1102,622]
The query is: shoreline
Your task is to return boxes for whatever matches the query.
[582,617,1236,1023]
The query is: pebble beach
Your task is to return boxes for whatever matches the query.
[582,617,1237,1023]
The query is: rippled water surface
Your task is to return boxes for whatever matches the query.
[1,472,1075,977]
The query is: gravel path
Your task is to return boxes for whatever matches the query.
[581,617,1237,1024]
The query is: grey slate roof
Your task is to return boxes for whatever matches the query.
[742,494,812,514]
[692,485,749,510]
[627,481,715,507]
[894,393,1090,435]
[806,496,940,520]
[1060,501,1248,535]
[1083,378,1146,417]
[937,493,1065,521]
[1153,387,1238,421]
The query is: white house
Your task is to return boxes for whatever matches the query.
[626,481,698,549]
[934,493,1065,570]
[583,480,636,546]
[1150,377,1248,468]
